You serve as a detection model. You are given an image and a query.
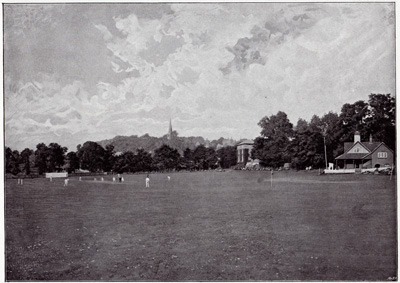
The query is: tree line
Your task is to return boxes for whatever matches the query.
[252,93,395,169]
[5,141,238,176]
[97,131,237,155]
[5,93,394,175]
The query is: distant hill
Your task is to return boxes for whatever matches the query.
[97,132,238,154]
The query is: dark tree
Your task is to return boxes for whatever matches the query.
[258,111,294,140]
[320,112,341,159]
[66,151,80,173]
[34,143,49,174]
[253,111,293,168]
[365,93,395,151]
[5,147,20,175]
[77,141,105,172]
[182,148,195,170]
[132,148,153,172]
[192,145,207,169]
[217,146,237,168]
[103,144,116,172]
[20,148,34,175]
[338,100,369,143]
[113,151,134,173]
[193,145,218,170]
[48,143,68,172]
[153,144,181,171]
[289,116,325,169]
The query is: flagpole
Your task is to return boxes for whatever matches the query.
[271,169,273,188]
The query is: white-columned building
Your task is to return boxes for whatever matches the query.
[236,139,254,165]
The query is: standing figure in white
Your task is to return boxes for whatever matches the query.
[146,175,150,188]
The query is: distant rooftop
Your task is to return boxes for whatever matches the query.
[237,139,254,145]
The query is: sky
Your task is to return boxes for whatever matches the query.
[4,3,395,152]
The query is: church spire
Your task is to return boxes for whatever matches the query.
[167,118,172,140]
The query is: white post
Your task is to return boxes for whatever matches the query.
[390,164,394,180]
[271,170,273,188]
[324,136,328,169]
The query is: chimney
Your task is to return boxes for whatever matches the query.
[369,134,373,143]
[354,131,361,143]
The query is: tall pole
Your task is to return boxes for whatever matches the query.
[324,136,328,170]
[271,169,273,188]
[318,123,328,170]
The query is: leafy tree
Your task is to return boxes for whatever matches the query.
[192,145,218,170]
[205,147,219,169]
[48,143,68,172]
[20,148,34,175]
[258,111,294,140]
[217,146,237,168]
[103,144,116,172]
[182,148,195,170]
[365,93,395,150]
[153,144,181,171]
[34,143,68,173]
[252,111,293,167]
[123,151,137,172]
[320,112,342,162]
[290,119,313,169]
[34,143,49,174]
[113,151,132,173]
[132,148,153,172]
[5,147,20,175]
[290,116,325,169]
[183,147,193,161]
[66,151,80,173]
[77,141,105,172]
[295,118,309,132]
[210,137,226,148]
[337,100,369,143]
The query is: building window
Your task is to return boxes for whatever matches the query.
[378,152,388,158]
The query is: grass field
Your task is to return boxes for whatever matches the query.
[5,170,397,281]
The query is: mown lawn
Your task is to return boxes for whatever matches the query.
[5,170,397,281]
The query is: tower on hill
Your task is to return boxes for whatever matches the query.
[167,118,172,140]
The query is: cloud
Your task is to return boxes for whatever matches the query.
[94,23,113,41]
[5,75,107,150]
[4,3,395,150]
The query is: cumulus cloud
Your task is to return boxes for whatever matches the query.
[4,3,395,150]
[5,75,111,150]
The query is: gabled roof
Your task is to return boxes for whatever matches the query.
[336,141,372,160]
[344,141,384,153]
[336,141,393,160]
[361,142,382,152]
[363,142,394,158]
[335,153,371,160]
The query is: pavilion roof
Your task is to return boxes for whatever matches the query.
[335,152,371,160]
